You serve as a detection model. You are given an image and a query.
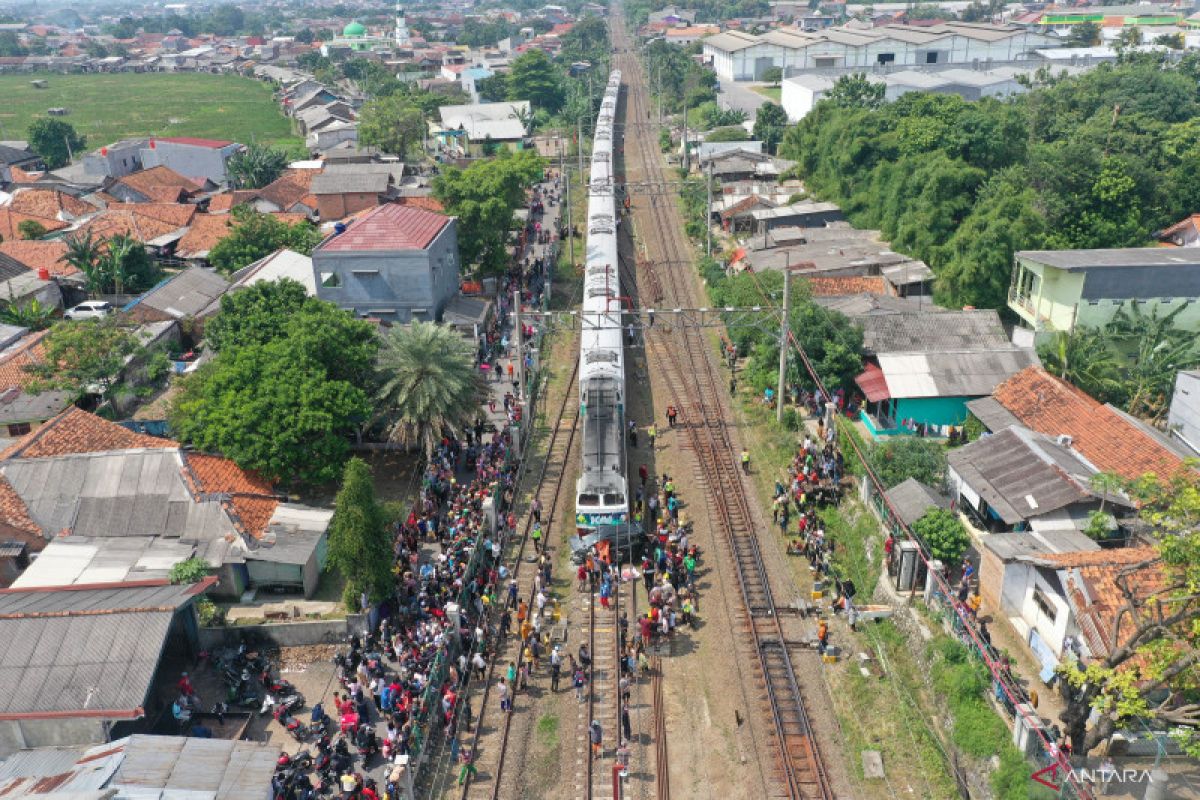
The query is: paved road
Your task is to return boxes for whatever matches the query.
[716,80,770,120]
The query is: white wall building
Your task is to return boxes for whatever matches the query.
[703,22,1061,82]
[1168,369,1200,456]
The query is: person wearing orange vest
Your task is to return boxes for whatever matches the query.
[817,619,829,656]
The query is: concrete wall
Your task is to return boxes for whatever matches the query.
[1168,371,1200,456]
[198,617,356,649]
[141,141,240,185]
[0,718,107,757]
[83,139,145,178]
[313,220,461,322]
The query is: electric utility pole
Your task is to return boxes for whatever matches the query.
[705,160,714,257]
[777,260,791,423]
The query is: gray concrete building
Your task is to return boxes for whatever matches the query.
[82,138,148,179]
[312,203,460,321]
[139,136,244,186]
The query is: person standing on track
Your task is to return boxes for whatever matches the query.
[590,720,603,759]
[666,405,677,428]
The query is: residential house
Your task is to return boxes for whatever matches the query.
[1167,369,1200,456]
[0,328,73,449]
[311,171,390,220]
[108,165,205,204]
[0,578,215,754]
[664,24,721,45]
[309,120,359,152]
[0,735,278,797]
[81,137,148,179]
[123,266,230,324]
[1008,247,1200,341]
[806,275,891,297]
[967,366,1190,482]
[69,204,196,255]
[174,212,309,266]
[0,208,66,241]
[978,543,1162,685]
[435,101,531,155]
[947,425,1134,534]
[0,145,41,184]
[4,187,94,222]
[0,408,334,598]
[0,251,63,313]
[749,199,844,232]
[312,203,460,321]
[0,240,74,281]
[139,137,245,186]
[1156,213,1200,247]
[853,309,1041,437]
[648,6,698,25]
[698,148,783,183]
[883,477,950,527]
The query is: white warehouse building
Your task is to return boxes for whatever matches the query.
[780,64,1086,121]
[702,22,1060,82]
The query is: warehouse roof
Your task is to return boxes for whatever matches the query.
[0,578,213,719]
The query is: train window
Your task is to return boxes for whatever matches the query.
[585,351,618,364]
[587,287,613,299]
[578,493,600,506]
[603,493,625,505]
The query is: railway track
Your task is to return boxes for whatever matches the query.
[611,10,835,800]
[458,342,582,800]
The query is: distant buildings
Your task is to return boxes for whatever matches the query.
[435,101,532,156]
[702,23,1059,81]
[312,203,460,321]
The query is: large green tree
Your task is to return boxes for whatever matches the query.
[911,508,970,563]
[326,457,394,609]
[753,102,788,155]
[506,48,565,113]
[208,206,321,274]
[227,143,288,189]
[1059,470,1200,757]
[25,318,140,403]
[432,150,544,274]
[866,437,948,489]
[27,117,85,169]
[357,96,426,157]
[374,321,485,457]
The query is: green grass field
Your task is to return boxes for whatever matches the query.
[0,72,303,154]
[752,85,782,102]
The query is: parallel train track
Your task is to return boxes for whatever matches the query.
[611,11,835,800]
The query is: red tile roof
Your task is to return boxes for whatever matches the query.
[1044,547,1165,657]
[0,476,39,544]
[1,407,177,460]
[72,209,184,244]
[184,452,274,496]
[991,366,1186,482]
[0,241,74,277]
[0,209,67,241]
[7,189,94,219]
[0,331,48,390]
[318,203,451,252]
[258,169,321,210]
[155,136,235,149]
[806,276,890,296]
[174,214,232,258]
[114,166,203,199]
[105,202,197,229]
[395,196,446,213]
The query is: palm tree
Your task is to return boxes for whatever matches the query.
[1037,328,1122,402]
[511,105,536,136]
[374,321,487,457]
[64,231,103,295]
[227,143,288,190]
[0,297,55,330]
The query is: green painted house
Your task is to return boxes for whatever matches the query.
[1008,248,1200,342]
[851,309,1041,438]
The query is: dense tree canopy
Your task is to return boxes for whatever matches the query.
[27,118,85,169]
[327,457,393,609]
[506,49,565,113]
[171,282,377,485]
[781,56,1200,310]
[208,206,321,274]
[432,150,545,274]
[358,95,426,157]
[25,318,140,404]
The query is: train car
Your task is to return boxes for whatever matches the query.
[575,71,629,540]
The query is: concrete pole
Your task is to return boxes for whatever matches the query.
[514,288,525,401]
[705,160,714,257]
[577,114,584,178]
[777,261,791,423]
[565,164,575,277]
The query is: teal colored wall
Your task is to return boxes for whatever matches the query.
[894,396,971,427]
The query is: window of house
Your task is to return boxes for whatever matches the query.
[6,422,30,437]
[814,56,837,68]
[925,52,939,64]
[1033,588,1056,621]
[877,53,895,65]
[320,272,341,287]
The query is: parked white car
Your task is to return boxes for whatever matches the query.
[63,301,114,321]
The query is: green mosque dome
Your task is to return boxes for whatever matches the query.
[343,21,366,37]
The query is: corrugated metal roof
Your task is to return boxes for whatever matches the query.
[883,478,950,527]
[0,739,126,798]
[130,267,229,319]
[317,203,450,252]
[1,451,238,541]
[876,348,1040,399]
[12,538,195,588]
[113,736,277,800]
[982,530,1099,562]
[964,396,1021,432]
[859,309,1009,354]
[948,426,1106,524]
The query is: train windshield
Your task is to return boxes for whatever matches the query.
[603,493,625,505]
[578,493,601,506]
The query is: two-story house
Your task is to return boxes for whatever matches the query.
[311,203,460,322]
[1008,248,1200,342]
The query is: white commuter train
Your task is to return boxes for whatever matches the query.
[574,71,629,538]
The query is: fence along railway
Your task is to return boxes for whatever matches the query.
[610,9,835,799]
